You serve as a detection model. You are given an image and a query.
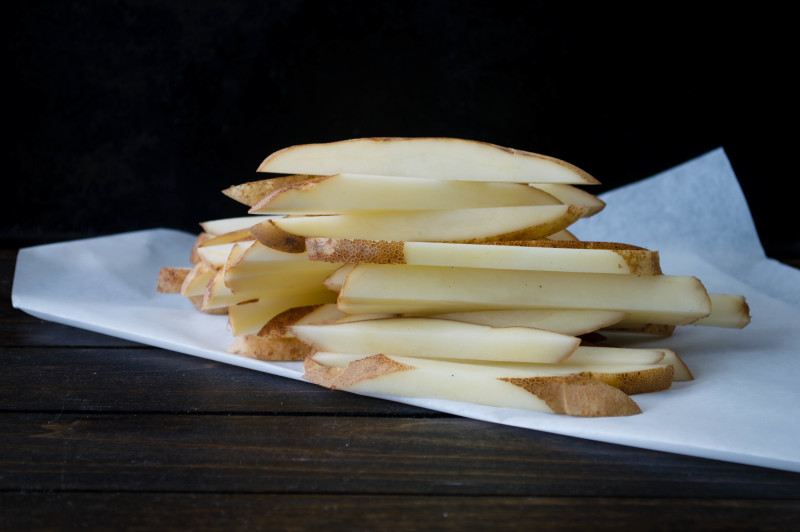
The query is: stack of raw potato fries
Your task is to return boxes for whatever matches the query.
[157,137,750,417]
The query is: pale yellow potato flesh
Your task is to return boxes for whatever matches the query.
[227,289,338,336]
[307,352,673,396]
[199,216,278,236]
[337,264,711,325]
[266,205,587,243]
[180,262,216,297]
[692,293,751,328]
[430,309,628,336]
[249,173,562,214]
[257,137,600,184]
[530,184,606,216]
[324,264,356,292]
[291,317,580,363]
[223,263,342,299]
[258,303,347,339]
[228,335,314,360]
[204,267,338,310]
[196,242,254,269]
[305,238,661,275]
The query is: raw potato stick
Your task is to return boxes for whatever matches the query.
[257,137,600,184]
[249,173,563,214]
[337,264,712,325]
[251,205,588,252]
[305,238,662,275]
[303,354,647,417]
[290,317,581,363]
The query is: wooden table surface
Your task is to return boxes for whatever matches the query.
[2,247,799,531]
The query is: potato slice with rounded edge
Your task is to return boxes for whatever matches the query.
[431,309,627,336]
[307,352,673,396]
[249,173,562,214]
[258,138,600,184]
[222,174,318,207]
[291,317,580,364]
[337,264,711,325]
[303,354,651,417]
[227,289,338,336]
[258,303,347,339]
[199,215,279,236]
[305,238,661,275]
[531,183,605,216]
[180,262,216,297]
[251,205,588,253]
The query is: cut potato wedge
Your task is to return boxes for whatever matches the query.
[195,242,250,269]
[258,303,347,339]
[250,205,588,252]
[304,354,652,416]
[307,352,674,396]
[199,216,278,236]
[530,184,605,216]
[222,175,318,207]
[431,309,628,336]
[180,262,216,297]
[249,173,562,214]
[291,317,580,363]
[156,267,190,293]
[258,138,600,184]
[337,264,711,325]
[227,288,338,336]
[305,238,661,275]
[692,293,751,328]
[228,335,314,360]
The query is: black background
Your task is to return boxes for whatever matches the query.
[3,1,794,258]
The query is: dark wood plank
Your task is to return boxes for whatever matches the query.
[0,346,435,415]
[0,307,146,348]
[2,492,799,532]
[2,413,799,498]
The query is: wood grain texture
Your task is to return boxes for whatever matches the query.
[3,246,800,531]
[2,493,799,532]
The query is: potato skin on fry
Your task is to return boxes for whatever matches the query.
[228,335,314,360]
[157,267,191,293]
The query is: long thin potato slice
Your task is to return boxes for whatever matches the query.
[258,138,600,184]
[199,215,279,236]
[227,288,338,336]
[431,309,627,336]
[222,175,318,207]
[303,354,651,417]
[337,264,711,325]
[291,317,580,363]
[249,173,562,214]
[180,262,216,297]
[307,352,674,396]
[305,238,661,275]
[251,205,588,253]
[530,183,606,216]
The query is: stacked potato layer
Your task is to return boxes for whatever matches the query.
[158,138,750,417]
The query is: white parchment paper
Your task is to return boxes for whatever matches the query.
[11,148,800,472]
